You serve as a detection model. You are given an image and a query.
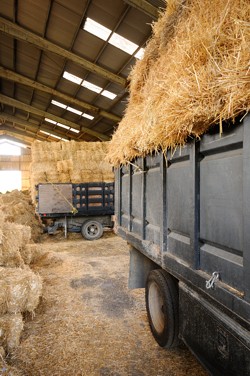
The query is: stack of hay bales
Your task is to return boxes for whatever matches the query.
[30,140,114,202]
[107,0,250,165]
[0,212,42,354]
[0,190,43,242]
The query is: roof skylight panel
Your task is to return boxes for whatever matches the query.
[81,80,102,93]
[81,80,116,99]
[83,18,111,41]
[63,74,117,100]
[57,123,70,130]
[82,113,94,120]
[135,48,145,60]
[50,134,61,140]
[40,130,66,140]
[67,106,83,116]
[69,128,80,133]
[44,118,71,131]
[109,33,138,55]
[63,71,82,85]
[51,100,85,116]
[45,118,57,124]
[51,100,67,109]
[102,90,117,100]
[83,17,142,57]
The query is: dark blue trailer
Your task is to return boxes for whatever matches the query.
[37,182,114,240]
[114,115,250,375]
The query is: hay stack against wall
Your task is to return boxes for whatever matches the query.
[107,0,250,165]
[30,140,114,202]
[0,211,42,353]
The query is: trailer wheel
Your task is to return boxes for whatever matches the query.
[145,269,179,348]
[81,220,103,240]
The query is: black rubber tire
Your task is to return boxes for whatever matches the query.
[81,220,103,240]
[145,269,179,348]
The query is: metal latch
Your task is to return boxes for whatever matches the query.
[206,271,220,290]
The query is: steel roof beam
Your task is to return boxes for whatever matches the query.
[0,112,71,141]
[0,126,43,144]
[0,67,122,123]
[0,132,34,146]
[124,0,159,19]
[0,16,127,87]
[0,94,110,141]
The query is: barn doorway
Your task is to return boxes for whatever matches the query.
[0,170,22,193]
[0,140,23,193]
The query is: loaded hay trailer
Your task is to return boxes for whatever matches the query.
[109,1,250,373]
[37,182,114,240]
[114,115,250,375]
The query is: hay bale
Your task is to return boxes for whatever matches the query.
[0,212,4,225]
[0,345,5,357]
[19,244,33,265]
[0,228,3,247]
[23,244,46,266]
[0,267,42,315]
[0,288,6,318]
[0,191,43,243]
[30,245,45,265]
[107,0,250,165]
[20,226,31,248]
[56,160,73,173]
[31,161,57,173]
[69,171,82,184]
[0,359,24,376]
[30,140,114,201]
[0,223,24,268]
[0,313,23,352]
[0,223,31,268]
[31,140,62,163]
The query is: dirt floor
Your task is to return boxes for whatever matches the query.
[9,231,208,376]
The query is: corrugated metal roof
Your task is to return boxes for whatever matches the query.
[0,0,162,145]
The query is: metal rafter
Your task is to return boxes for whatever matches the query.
[0,112,71,141]
[41,0,92,134]
[0,125,44,143]
[0,16,127,87]
[123,0,160,19]
[0,67,121,123]
[0,94,111,141]
[27,0,53,118]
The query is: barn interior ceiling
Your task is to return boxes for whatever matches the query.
[0,0,165,147]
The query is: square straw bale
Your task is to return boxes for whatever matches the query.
[0,267,42,315]
[107,0,250,165]
[56,160,73,173]
[0,223,24,268]
[19,244,33,265]
[0,359,24,376]
[0,313,24,352]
